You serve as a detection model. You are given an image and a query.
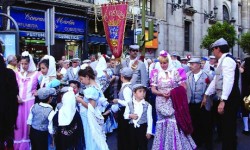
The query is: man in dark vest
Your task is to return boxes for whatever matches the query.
[203,38,240,150]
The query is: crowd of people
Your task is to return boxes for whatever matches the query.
[0,37,249,150]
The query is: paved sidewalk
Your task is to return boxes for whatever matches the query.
[107,118,250,150]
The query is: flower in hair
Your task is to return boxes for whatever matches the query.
[159,50,168,57]
[22,51,29,57]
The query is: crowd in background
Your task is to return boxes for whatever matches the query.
[0,37,250,150]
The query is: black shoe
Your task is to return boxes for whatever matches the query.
[242,130,250,136]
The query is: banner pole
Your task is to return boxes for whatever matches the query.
[141,0,146,58]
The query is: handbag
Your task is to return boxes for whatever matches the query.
[243,95,250,111]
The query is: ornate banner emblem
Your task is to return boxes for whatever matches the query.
[101,2,128,58]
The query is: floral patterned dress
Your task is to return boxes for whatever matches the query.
[150,69,196,150]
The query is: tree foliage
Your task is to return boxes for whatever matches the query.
[239,32,250,54]
[200,22,237,50]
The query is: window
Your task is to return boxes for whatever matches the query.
[184,21,191,51]
[223,5,230,22]
[186,0,191,5]
[139,0,152,14]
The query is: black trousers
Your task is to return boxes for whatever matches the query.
[30,127,48,150]
[128,123,148,150]
[117,107,130,150]
[189,103,212,150]
[212,100,223,140]
[221,97,239,150]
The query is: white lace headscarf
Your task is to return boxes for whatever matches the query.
[20,51,37,76]
[158,50,175,72]
[40,55,57,88]
[58,87,76,126]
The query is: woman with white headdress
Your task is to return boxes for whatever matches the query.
[150,50,196,150]
[38,55,60,89]
[14,51,40,150]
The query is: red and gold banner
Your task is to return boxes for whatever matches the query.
[101,2,128,58]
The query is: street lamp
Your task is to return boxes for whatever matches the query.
[204,6,218,23]
[230,17,236,56]
[167,0,185,15]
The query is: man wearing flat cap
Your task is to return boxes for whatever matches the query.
[62,57,81,82]
[121,45,148,86]
[204,38,240,150]
[186,58,213,149]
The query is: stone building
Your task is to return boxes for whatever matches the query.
[153,0,250,58]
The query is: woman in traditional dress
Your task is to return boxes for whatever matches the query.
[14,51,39,150]
[151,50,196,150]
[76,66,109,150]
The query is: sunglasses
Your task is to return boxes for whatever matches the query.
[72,61,78,63]
[131,50,139,52]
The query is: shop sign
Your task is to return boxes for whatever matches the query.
[10,8,45,31]
[55,34,84,40]
[20,31,45,38]
[55,14,85,34]
[20,31,84,40]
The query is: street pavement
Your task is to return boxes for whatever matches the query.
[107,118,250,150]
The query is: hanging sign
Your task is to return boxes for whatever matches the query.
[101,2,128,58]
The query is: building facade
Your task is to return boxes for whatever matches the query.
[154,0,250,58]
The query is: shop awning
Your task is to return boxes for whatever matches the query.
[88,34,133,45]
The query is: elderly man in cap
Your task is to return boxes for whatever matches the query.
[121,45,148,86]
[6,55,18,72]
[203,38,240,150]
[62,57,81,82]
[186,58,213,149]
[171,52,182,69]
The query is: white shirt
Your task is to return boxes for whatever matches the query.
[27,103,56,134]
[60,67,67,76]
[72,67,79,75]
[205,53,236,100]
[129,58,135,68]
[193,70,202,82]
[124,99,153,134]
[111,82,133,113]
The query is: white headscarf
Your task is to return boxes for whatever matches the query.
[158,50,175,72]
[40,55,57,88]
[41,55,57,77]
[95,55,107,78]
[58,87,77,126]
[20,51,37,75]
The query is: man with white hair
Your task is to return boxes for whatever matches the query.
[7,55,18,72]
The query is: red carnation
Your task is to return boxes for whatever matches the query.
[205,77,210,84]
